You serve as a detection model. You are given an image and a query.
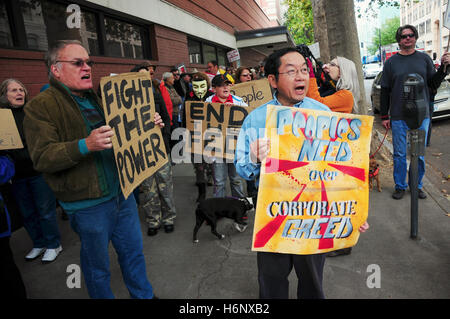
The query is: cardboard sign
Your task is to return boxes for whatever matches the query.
[185,101,256,161]
[227,49,240,63]
[230,79,273,109]
[100,72,168,199]
[444,0,450,29]
[252,105,374,255]
[0,109,23,150]
[309,42,321,59]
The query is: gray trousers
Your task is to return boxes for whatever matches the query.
[140,161,176,228]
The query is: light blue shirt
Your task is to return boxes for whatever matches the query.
[234,94,330,184]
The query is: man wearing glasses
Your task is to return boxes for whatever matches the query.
[23,40,158,299]
[380,25,449,200]
[235,47,369,298]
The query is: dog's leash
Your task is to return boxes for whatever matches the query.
[370,127,389,159]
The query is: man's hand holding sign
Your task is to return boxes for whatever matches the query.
[100,72,168,199]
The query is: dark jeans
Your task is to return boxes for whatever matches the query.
[0,237,27,298]
[11,175,60,249]
[257,252,326,299]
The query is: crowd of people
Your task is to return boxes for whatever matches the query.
[0,23,448,299]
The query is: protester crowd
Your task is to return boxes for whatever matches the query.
[0,24,448,299]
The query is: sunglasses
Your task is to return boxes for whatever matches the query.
[400,33,415,39]
[241,73,252,77]
[56,59,94,67]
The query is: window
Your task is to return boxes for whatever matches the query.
[217,47,227,66]
[202,43,216,65]
[0,1,13,47]
[188,37,231,66]
[426,19,431,33]
[0,0,152,59]
[188,38,201,64]
[419,22,425,36]
[104,16,143,59]
[19,0,99,54]
[26,33,39,49]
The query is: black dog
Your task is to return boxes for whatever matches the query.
[193,197,253,243]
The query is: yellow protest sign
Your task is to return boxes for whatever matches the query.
[230,79,273,108]
[100,72,168,199]
[185,101,256,161]
[0,109,23,150]
[252,105,374,255]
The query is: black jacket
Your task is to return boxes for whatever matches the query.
[0,103,39,180]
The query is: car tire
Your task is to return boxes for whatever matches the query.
[371,97,380,114]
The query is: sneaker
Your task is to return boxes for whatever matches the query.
[147,227,159,236]
[25,248,45,261]
[392,189,405,200]
[41,246,63,264]
[418,189,427,199]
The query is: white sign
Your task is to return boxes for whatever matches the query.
[445,1,450,29]
[308,42,321,59]
[227,49,240,63]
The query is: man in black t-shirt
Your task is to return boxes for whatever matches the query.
[380,25,449,200]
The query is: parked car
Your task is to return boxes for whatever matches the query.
[371,72,450,120]
[433,76,450,120]
[363,63,383,79]
[370,71,383,114]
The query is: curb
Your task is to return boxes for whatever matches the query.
[375,129,450,214]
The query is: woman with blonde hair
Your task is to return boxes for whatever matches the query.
[307,56,361,114]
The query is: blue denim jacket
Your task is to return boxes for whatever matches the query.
[234,94,330,184]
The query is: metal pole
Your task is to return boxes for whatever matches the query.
[409,129,425,239]
[409,130,419,239]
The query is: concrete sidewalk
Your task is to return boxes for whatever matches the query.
[9,161,450,299]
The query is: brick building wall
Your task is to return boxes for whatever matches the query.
[0,23,194,99]
[0,0,274,99]
[164,0,273,33]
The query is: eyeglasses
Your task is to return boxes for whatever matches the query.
[400,33,415,39]
[328,62,339,68]
[241,73,251,77]
[173,73,180,76]
[56,59,94,67]
[278,67,309,78]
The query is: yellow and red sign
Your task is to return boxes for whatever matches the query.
[252,105,374,255]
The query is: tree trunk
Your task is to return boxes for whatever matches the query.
[311,0,368,115]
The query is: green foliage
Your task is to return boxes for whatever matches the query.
[355,0,400,19]
[283,0,314,45]
[368,16,400,54]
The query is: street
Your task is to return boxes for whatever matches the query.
[5,78,449,301]
[9,162,450,300]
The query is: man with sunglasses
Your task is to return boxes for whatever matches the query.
[380,25,449,200]
[23,40,159,299]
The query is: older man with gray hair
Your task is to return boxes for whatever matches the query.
[23,40,160,299]
[162,71,183,130]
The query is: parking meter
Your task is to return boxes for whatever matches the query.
[402,74,427,129]
[402,73,427,239]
